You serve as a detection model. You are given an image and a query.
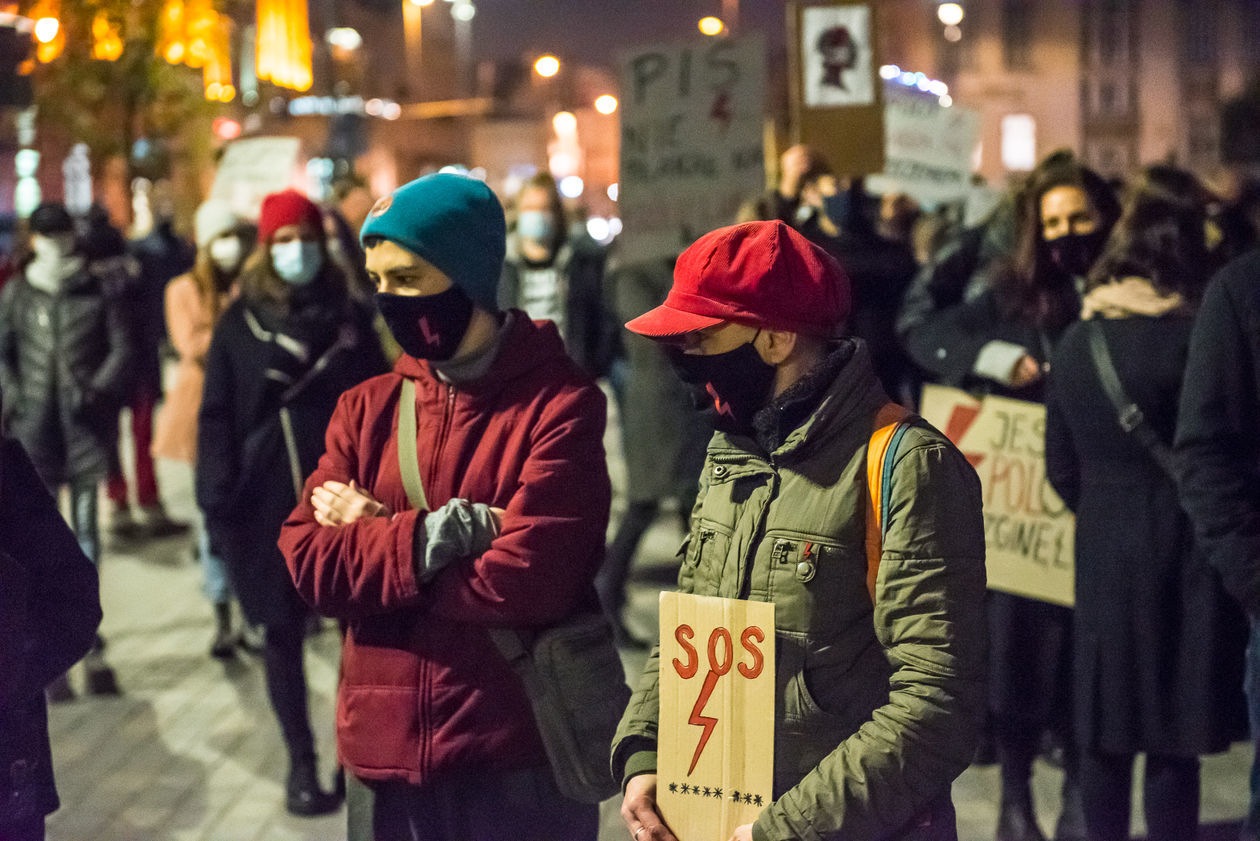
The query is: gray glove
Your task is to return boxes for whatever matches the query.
[415,499,500,583]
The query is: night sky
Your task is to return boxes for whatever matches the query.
[469,0,787,68]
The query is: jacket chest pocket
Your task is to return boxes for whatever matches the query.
[681,520,733,596]
[763,535,869,637]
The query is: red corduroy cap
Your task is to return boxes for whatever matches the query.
[257,189,323,243]
[626,220,851,339]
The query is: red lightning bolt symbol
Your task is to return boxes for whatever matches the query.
[706,383,733,419]
[686,670,721,776]
[418,316,440,348]
[944,404,986,469]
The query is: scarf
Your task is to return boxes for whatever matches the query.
[1080,277,1189,320]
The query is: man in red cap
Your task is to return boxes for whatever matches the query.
[612,220,988,841]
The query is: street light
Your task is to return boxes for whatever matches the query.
[552,110,577,134]
[937,3,964,27]
[33,16,58,43]
[595,94,618,115]
[698,16,724,37]
[326,27,362,50]
[409,0,435,6]
[534,55,560,78]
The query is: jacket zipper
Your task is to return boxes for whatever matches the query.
[427,383,457,498]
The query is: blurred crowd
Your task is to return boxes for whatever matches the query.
[1,142,1259,841]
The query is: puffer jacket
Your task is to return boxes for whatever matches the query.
[612,341,988,841]
[0,264,133,484]
[278,314,611,786]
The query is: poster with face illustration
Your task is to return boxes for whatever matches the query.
[802,4,874,107]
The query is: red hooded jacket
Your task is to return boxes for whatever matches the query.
[279,314,611,785]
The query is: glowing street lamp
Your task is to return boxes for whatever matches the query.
[534,54,560,78]
[409,0,435,6]
[595,94,618,115]
[33,17,59,43]
[937,3,964,27]
[698,16,724,37]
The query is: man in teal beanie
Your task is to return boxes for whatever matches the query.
[280,171,613,841]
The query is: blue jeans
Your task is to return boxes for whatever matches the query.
[69,478,100,565]
[1247,619,1260,836]
[194,509,233,604]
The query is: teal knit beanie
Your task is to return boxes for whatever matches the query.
[360,173,506,311]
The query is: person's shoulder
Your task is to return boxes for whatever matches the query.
[1211,248,1260,303]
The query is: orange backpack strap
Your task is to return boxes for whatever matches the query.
[865,402,914,602]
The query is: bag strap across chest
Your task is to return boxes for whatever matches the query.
[864,402,914,602]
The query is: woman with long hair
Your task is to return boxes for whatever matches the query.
[902,151,1120,841]
[196,190,387,816]
[1045,166,1246,841]
[153,199,252,657]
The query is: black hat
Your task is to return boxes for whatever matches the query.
[28,202,74,236]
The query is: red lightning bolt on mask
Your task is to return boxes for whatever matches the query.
[706,383,734,419]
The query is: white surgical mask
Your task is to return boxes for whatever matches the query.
[26,233,82,294]
[208,235,243,273]
[270,240,322,286]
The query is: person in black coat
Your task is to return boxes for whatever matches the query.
[900,154,1120,841]
[499,173,618,380]
[0,202,131,697]
[1175,246,1260,838]
[0,429,103,841]
[1046,166,1246,841]
[196,190,388,817]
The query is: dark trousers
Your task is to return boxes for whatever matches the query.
[346,766,597,841]
[262,615,315,766]
[1080,749,1199,841]
[0,815,45,841]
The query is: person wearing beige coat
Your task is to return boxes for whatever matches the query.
[153,198,249,657]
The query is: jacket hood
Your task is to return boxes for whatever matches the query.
[393,309,572,399]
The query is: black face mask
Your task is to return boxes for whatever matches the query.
[1044,230,1104,278]
[666,338,776,435]
[375,288,474,361]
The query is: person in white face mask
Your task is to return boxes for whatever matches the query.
[195,189,388,816]
[153,198,252,659]
[0,201,133,701]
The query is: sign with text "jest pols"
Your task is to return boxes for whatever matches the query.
[658,592,775,841]
[919,385,1075,607]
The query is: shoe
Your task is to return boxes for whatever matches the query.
[84,660,121,696]
[141,505,190,538]
[210,602,238,659]
[997,795,1047,841]
[109,507,143,539]
[45,673,75,703]
[286,760,342,817]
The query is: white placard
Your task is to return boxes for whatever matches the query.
[801,5,874,107]
[209,136,302,220]
[617,36,765,264]
[867,86,981,206]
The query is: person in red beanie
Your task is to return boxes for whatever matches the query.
[612,220,988,841]
[196,188,388,816]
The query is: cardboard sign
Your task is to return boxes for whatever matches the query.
[210,136,302,219]
[789,1,884,175]
[617,36,766,264]
[658,592,775,841]
[866,86,981,207]
[919,385,1075,606]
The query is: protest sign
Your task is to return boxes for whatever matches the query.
[866,86,981,206]
[919,385,1075,606]
[210,136,302,219]
[789,1,884,175]
[658,592,775,841]
[617,36,766,264]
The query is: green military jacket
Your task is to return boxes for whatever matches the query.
[612,341,988,841]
